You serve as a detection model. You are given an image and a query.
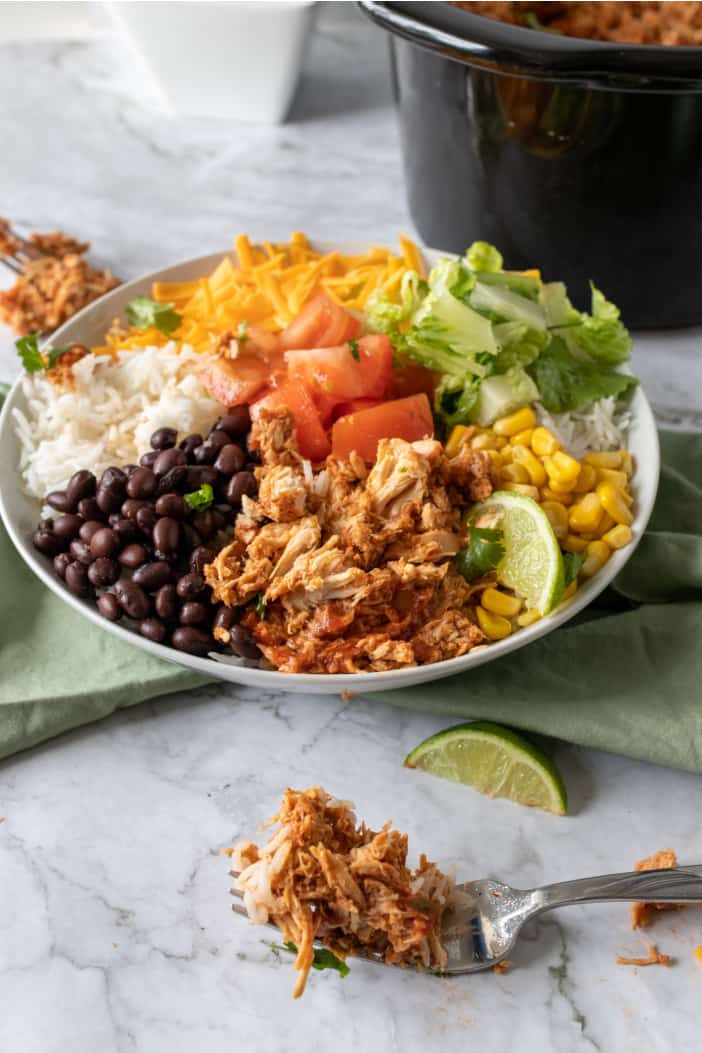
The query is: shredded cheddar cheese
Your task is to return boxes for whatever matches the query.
[99,232,425,355]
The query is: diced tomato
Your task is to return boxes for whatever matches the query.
[252,380,331,462]
[278,293,361,351]
[199,355,271,407]
[331,397,384,422]
[331,393,434,463]
[245,326,281,355]
[285,334,393,411]
[388,363,437,401]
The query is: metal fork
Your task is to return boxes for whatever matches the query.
[0,225,45,275]
[231,865,702,974]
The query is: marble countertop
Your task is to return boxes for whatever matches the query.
[1,5,702,1052]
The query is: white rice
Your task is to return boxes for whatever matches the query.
[13,342,222,498]
[536,397,631,459]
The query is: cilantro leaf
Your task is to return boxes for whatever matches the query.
[184,482,214,511]
[528,337,637,414]
[125,297,182,337]
[15,333,46,373]
[454,522,505,582]
[236,321,249,344]
[562,551,585,588]
[254,593,267,620]
[349,338,360,361]
[275,941,350,978]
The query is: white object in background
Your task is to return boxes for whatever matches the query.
[108,0,316,123]
[0,1,105,40]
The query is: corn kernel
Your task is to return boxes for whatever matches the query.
[477,606,513,640]
[621,450,634,478]
[541,487,575,506]
[583,450,623,469]
[573,463,598,494]
[481,587,523,618]
[694,946,702,966]
[596,467,629,490]
[517,608,541,627]
[545,450,581,487]
[512,445,547,487]
[596,482,633,526]
[494,406,537,436]
[544,475,577,496]
[540,500,569,540]
[597,512,617,536]
[471,433,496,451]
[512,427,534,447]
[562,580,578,600]
[493,436,509,450]
[502,482,540,499]
[581,539,611,577]
[562,533,589,553]
[531,426,560,458]
[500,462,530,484]
[444,425,470,458]
[569,493,603,533]
[602,524,633,549]
[485,449,503,468]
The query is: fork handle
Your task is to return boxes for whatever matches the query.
[532,865,702,913]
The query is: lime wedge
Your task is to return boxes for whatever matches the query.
[404,721,567,815]
[472,490,564,615]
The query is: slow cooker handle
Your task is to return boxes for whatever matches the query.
[358,0,491,64]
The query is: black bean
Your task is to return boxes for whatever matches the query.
[140,450,159,468]
[216,407,250,437]
[179,601,209,626]
[114,579,151,620]
[46,490,72,513]
[156,464,189,495]
[123,464,139,478]
[186,465,218,489]
[153,447,187,477]
[213,605,238,633]
[77,497,102,520]
[171,626,212,655]
[176,572,205,599]
[96,485,123,515]
[192,442,218,465]
[214,443,245,476]
[211,509,226,531]
[136,506,158,536]
[65,469,96,509]
[118,543,149,569]
[108,512,122,527]
[225,471,257,506]
[155,583,179,621]
[230,624,262,660]
[53,513,83,540]
[139,617,167,643]
[150,427,178,450]
[153,517,180,558]
[182,524,203,550]
[79,519,104,543]
[90,527,119,559]
[69,539,93,564]
[179,433,202,458]
[154,493,187,519]
[97,592,121,621]
[98,466,127,492]
[189,546,214,575]
[192,509,216,539]
[53,551,72,579]
[113,517,138,545]
[126,466,157,499]
[65,561,91,595]
[88,556,120,587]
[121,497,149,521]
[133,561,173,591]
[207,429,234,451]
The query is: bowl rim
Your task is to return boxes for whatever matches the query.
[359,0,702,88]
[0,240,661,695]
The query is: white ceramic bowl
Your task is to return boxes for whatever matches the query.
[0,242,660,695]
[109,1,316,123]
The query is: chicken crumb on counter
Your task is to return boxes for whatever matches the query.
[631,849,683,930]
[616,943,672,968]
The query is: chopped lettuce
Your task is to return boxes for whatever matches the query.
[469,280,547,331]
[466,241,503,273]
[365,271,426,335]
[471,367,539,427]
[528,337,637,413]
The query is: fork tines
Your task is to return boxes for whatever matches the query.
[0,224,45,275]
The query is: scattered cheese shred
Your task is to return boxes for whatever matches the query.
[100,232,425,355]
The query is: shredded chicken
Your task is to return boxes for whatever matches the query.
[631,849,684,929]
[205,408,496,672]
[228,787,463,997]
[616,943,671,968]
[0,228,119,335]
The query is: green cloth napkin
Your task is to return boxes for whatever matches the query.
[1,371,701,769]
